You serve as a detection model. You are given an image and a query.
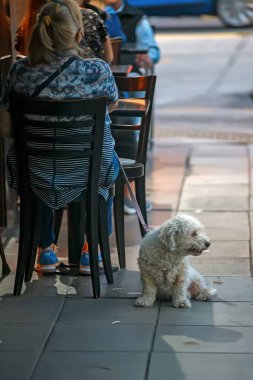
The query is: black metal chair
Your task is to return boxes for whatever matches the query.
[111,75,156,268]
[9,95,114,297]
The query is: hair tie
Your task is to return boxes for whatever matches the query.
[43,15,51,27]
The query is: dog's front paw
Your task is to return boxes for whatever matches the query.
[196,288,217,301]
[135,296,155,307]
[172,298,191,308]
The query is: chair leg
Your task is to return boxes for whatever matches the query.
[25,200,42,282]
[86,201,100,298]
[135,176,148,237]
[99,198,113,284]
[67,201,86,265]
[86,227,100,298]
[0,237,10,275]
[14,195,32,295]
[113,179,126,268]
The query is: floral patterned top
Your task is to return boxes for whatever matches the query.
[2,55,118,208]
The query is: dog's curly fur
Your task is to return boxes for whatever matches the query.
[135,214,216,308]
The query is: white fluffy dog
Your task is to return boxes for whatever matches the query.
[135,214,216,308]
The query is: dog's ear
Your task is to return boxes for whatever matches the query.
[158,222,178,251]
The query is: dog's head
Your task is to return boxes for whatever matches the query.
[158,214,210,256]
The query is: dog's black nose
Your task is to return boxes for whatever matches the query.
[205,241,211,248]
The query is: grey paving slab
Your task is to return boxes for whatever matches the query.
[22,275,73,297]
[206,276,253,301]
[179,184,248,211]
[0,352,38,380]
[158,302,253,326]
[33,352,148,380]
[190,157,247,167]
[46,323,154,352]
[0,273,17,296]
[0,323,53,352]
[184,173,248,185]
[148,353,253,380]
[179,212,249,241]
[191,145,247,157]
[0,297,64,323]
[190,257,250,276]
[154,326,253,353]
[204,240,250,259]
[59,299,158,324]
[66,269,141,298]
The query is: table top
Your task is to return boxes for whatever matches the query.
[112,98,150,117]
[121,43,149,55]
[110,64,133,77]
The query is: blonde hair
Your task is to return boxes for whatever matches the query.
[29,0,84,64]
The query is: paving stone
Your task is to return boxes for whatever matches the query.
[191,145,247,157]
[0,323,53,351]
[100,277,142,298]
[148,353,253,380]
[190,157,247,167]
[158,302,253,326]
[184,172,248,185]
[33,352,148,380]
[46,323,154,352]
[154,326,253,353]
[59,299,158,324]
[189,258,250,276]
[205,276,253,301]
[203,241,250,259]
[0,297,64,323]
[179,212,249,240]
[179,184,248,211]
[20,275,72,297]
[0,352,38,380]
[66,269,141,298]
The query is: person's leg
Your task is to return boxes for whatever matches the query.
[38,203,55,249]
[37,202,59,273]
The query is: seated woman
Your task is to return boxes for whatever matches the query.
[2,0,119,274]
[76,0,113,63]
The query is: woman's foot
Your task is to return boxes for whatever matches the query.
[79,242,103,275]
[36,244,59,273]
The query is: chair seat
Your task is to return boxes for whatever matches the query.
[120,158,144,179]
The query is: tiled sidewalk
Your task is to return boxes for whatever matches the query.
[0,140,253,380]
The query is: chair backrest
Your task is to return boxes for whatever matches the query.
[9,95,107,210]
[110,37,122,65]
[113,75,156,165]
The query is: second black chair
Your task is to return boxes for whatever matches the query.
[111,75,156,268]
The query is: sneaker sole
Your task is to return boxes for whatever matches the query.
[124,205,137,215]
[79,265,91,275]
[36,263,59,273]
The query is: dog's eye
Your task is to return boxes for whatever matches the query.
[192,231,198,237]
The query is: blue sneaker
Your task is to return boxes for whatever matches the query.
[79,251,103,275]
[36,244,59,273]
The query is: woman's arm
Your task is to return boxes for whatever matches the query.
[102,36,113,64]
